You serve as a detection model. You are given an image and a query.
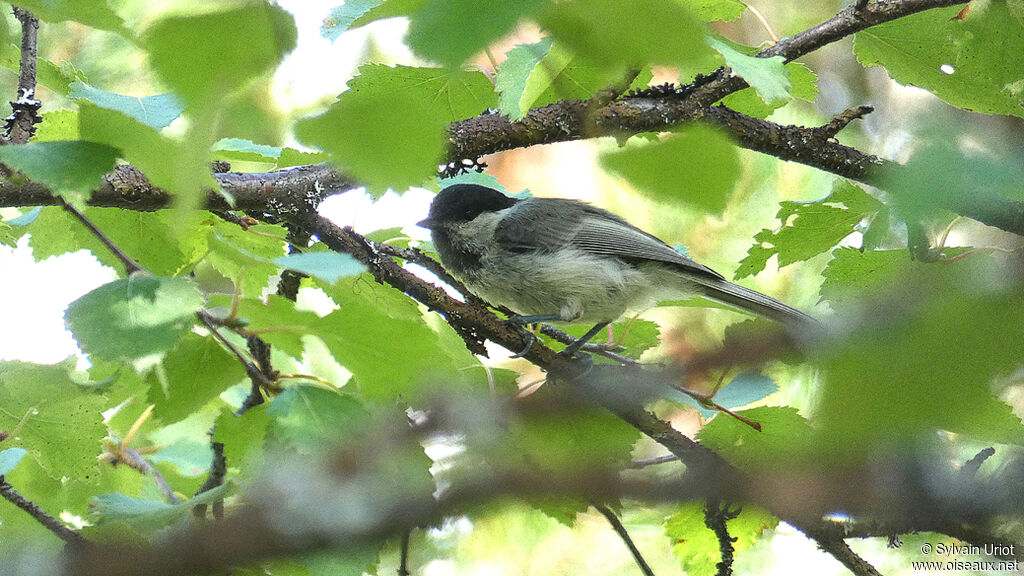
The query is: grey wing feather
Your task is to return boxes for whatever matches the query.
[495,198,724,281]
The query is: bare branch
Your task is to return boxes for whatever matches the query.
[58,197,145,275]
[816,105,875,139]
[704,501,739,576]
[111,447,180,505]
[0,478,86,546]
[812,534,884,576]
[593,503,656,576]
[6,7,41,144]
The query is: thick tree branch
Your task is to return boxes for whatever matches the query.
[0,162,353,211]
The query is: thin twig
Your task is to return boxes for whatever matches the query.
[0,478,86,546]
[277,224,311,301]
[375,242,488,308]
[539,324,640,364]
[744,3,780,43]
[704,501,739,576]
[59,197,145,275]
[592,503,656,576]
[813,535,884,576]
[192,440,227,520]
[815,105,874,139]
[961,447,995,479]
[6,7,42,144]
[196,310,275,415]
[117,447,180,504]
[629,455,680,469]
[398,530,411,576]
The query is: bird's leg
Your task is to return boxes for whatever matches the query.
[505,314,561,358]
[560,321,612,358]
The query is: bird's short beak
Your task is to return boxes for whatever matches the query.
[417,217,437,229]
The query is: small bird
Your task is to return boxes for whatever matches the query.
[418,183,815,356]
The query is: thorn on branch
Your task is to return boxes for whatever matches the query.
[854,0,871,17]
[815,105,874,140]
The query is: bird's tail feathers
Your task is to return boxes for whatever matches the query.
[693,278,818,327]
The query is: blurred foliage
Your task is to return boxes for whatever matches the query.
[1,1,1024,575]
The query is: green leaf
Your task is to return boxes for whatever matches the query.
[787,62,819,102]
[692,373,777,418]
[23,207,189,276]
[407,0,546,67]
[819,248,906,306]
[697,406,816,469]
[880,136,1024,221]
[495,38,554,120]
[346,64,498,123]
[322,0,383,40]
[69,81,183,130]
[267,385,370,453]
[665,502,778,576]
[147,333,246,424]
[12,0,129,36]
[146,439,213,478]
[0,141,119,200]
[0,360,108,480]
[814,256,1024,453]
[34,109,79,142]
[503,395,641,471]
[537,0,712,69]
[205,225,287,298]
[5,206,41,227]
[437,170,509,194]
[313,278,466,401]
[64,276,203,363]
[708,37,789,103]
[144,4,297,107]
[349,0,427,29]
[600,124,740,212]
[854,4,1024,118]
[276,148,330,170]
[735,181,883,279]
[214,404,271,476]
[1011,0,1024,25]
[683,0,746,22]
[91,482,232,531]
[0,448,28,476]
[0,44,86,96]
[272,252,366,285]
[78,103,193,194]
[297,66,468,192]
[212,138,283,163]
[208,294,318,359]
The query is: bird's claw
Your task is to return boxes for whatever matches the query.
[510,330,537,358]
[505,318,538,358]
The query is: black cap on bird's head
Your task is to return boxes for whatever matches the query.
[418,184,518,230]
